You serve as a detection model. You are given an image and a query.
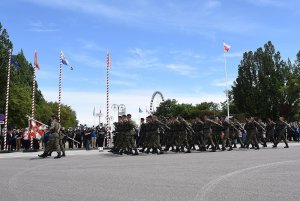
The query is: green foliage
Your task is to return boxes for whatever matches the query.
[155,99,221,119]
[0,22,78,128]
[232,41,300,120]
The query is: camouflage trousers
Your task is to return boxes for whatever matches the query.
[45,133,61,153]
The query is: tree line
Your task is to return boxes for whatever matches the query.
[0,22,78,129]
[155,41,300,121]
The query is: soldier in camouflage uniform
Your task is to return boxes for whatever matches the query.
[256,118,267,147]
[201,115,216,152]
[38,115,61,158]
[125,114,138,155]
[145,115,169,154]
[163,117,175,152]
[230,117,245,149]
[273,117,289,148]
[211,117,223,151]
[266,118,276,145]
[244,116,260,150]
[190,117,204,151]
[221,116,232,151]
[172,117,191,153]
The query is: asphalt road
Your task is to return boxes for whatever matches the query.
[0,143,300,201]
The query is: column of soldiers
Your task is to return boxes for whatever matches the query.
[37,114,293,158]
[110,114,292,155]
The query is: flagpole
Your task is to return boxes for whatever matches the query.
[3,49,12,151]
[106,51,110,147]
[58,51,63,123]
[29,64,36,150]
[30,51,37,150]
[224,51,230,120]
[93,107,95,127]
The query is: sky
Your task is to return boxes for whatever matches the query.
[1,0,300,126]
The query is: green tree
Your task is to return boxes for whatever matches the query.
[232,41,300,120]
[0,22,78,128]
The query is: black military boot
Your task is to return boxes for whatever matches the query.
[284,145,289,148]
[222,147,226,151]
[38,152,47,158]
[134,149,139,155]
[185,149,191,153]
[54,152,61,159]
[61,152,66,157]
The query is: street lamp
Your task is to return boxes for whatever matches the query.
[111,104,126,121]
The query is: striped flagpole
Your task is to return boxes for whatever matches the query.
[58,51,63,123]
[30,61,36,150]
[3,49,12,150]
[106,51,110,147]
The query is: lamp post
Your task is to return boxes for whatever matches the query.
[111,104,126,121]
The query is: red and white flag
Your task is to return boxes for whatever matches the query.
[223,42,231,52]
[29,118,47,140]
[34,50,40,69]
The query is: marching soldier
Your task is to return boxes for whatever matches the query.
[38,115,61,158]
[221,116,232,151]
[191,117,204,151]
[201,115,216,152]
[244,116,259,150]
[211,117,223,151]
[256,118,267,147]
[273,117,289,148]
[230,117,245,148]
[266,118,276,146]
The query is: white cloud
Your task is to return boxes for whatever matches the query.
[69,52,104,68]
[28,20,59,32]
[211,78,235,87]
[226,51,244,58]
[166,64,198,77]
[24,0,264,36]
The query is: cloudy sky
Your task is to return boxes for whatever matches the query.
[1,0,300,125]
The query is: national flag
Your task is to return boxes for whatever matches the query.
[223,42,231,52]
[139,107,143,113]
[34,50,40,69]
[61,51,73,70]
[93,106,96,117]
[28,118,47,140]
[107,51,111,69]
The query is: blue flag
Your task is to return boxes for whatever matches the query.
[61,51,73,70]
[139,107,143,113]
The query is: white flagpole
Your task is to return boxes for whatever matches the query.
[93,106,95,127]
[58,51,63,122]
[30,52,37,150]
[106,51,110,147]
[224,51,230,120]
[3,49,12,151]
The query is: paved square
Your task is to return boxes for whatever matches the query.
[1,143,300,201]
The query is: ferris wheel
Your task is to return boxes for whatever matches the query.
[150,91,165,113]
